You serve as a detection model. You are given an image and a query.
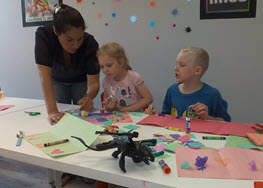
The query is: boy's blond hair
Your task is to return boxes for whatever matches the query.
[97,42,132,70]
[181,47,209,75]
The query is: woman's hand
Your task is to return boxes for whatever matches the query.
[48,111,64,125]
[78,95,93,111]
[144,104,158,115]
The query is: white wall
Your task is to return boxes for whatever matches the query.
[0,0,262,124]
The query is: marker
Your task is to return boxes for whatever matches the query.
[203,136,226,140]
[24,111,41,116]
[164,126,184,132]
[44,139,69,147]
[158,159,171,174]
[153,151,164,157]
[185,117,190,134]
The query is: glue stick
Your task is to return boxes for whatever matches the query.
[185,117,190,134]
[158,159,171,174]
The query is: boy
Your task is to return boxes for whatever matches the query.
[145,47,231,122]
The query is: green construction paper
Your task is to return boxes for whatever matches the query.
[24,132,82,158]
[118,129,126,133]
[101,121,112,126]
[108,117,114,121]
[188,142,205,148]
[123,124,140,130]
[225,135,263,151]
[25,113,104,158]
[189,134,196,139]
[132,112,144,117]
[164,142,182,152]
[155,153,171,160]
[51,113,104,150]
[117,112,124,117]
[155,138,165,143]
[181,161,193,169]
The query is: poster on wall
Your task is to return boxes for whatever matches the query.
[21,0,62,27]
[200,0,257,19]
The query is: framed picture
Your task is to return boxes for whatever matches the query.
[21,0,63,27]
[200,0,257,20]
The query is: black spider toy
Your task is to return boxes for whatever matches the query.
[72,130,157,173]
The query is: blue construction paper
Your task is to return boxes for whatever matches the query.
[123,124,140,130]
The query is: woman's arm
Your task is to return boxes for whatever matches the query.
[37,64,63,124]
[78,73,100,111]
[117,82,153,112]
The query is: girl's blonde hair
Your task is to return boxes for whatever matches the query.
[97,42,132,70]
[181,47,209,73]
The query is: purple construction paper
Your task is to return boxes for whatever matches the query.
[249,160,256,170]
[195,156,208,167]
[170,134,181,139]
[97,117,108,122]
[153,142,167,152]
[85,119,98,124]
[88,112,113,116]
[182,140,195,147]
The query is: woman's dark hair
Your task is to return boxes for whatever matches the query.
[54,4,86,34]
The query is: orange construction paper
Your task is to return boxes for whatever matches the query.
[247,133,263,146]
[214,157,231,166]
[51,149,64,154]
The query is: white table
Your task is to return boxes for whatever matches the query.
[0,97,257,188]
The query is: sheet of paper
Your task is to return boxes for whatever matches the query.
[175,146,263,180]
[246,133,263,146]
[0,105,14,111]
[225,135,263,151]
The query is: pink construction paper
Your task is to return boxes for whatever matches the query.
[175,146,263,180]
[28,135,40,140]
[177,135,190,142]
[153,142,167,152]
[137,115,256,137]
[159,136,174,142]
[85,119,100,124]
[246,133,263,146]
[51,149,64,154]
[0,105,14,111]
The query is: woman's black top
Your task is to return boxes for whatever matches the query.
[35,23,100,83]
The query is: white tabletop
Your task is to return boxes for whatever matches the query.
[0,97,257,188]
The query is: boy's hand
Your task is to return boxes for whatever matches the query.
[192,102,208,120]
[144,105,158,115]
[105,99,115,111]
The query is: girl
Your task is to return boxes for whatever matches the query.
[97,42,153,112]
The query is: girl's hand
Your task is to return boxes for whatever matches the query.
[105,99,115,111]
[144,105,158,115]
[115,104,128,112]
[78,95,93,111]
[192,102,208,120]
[48,111,64,125]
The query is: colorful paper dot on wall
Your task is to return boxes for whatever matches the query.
[98,13,102,19]
[105,23,108,26]
[112,13,116,18]
[186,0,192,2]
[76,0,84,4]
[184,26,192,33]
[116,0,121,2]
[171,8,179,16]
[92,2,95,5]
[149,21,155,27]
[156,36,160,40]
[150,1,156,7]
[173,24,176,28]
[130,15,137,23]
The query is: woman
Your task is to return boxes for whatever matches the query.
[35,3,100,125]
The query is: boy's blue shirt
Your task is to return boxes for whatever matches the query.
[162,83,231,122]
